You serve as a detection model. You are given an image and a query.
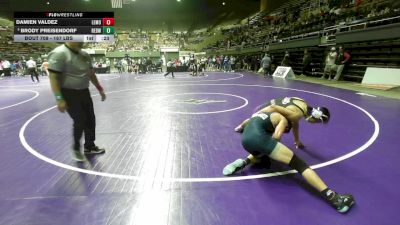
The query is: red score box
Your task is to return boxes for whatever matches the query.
[102,18,115,26]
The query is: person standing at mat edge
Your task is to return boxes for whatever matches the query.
[48,42,106,162]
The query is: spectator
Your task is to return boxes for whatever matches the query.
[105,58,111,73]
[261,53,272,77]
[0,59,3,77]
[333,46,351,81]
[11,61,17,76]
[321,47,337,80]
[302,49,313,76]
[230,56,236,72]
[281,51,290,67]
[41,59,49,76]
[1,58,11,77]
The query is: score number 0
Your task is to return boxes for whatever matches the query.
[102,18,115,26]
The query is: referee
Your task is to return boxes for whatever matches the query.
[48,42,106,161]
[27,57,39,82]
[163,59,175,78]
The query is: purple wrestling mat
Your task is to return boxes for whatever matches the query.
[0,72,398,225]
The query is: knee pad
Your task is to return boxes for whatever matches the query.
[254,155,271,169]
[289,154,309,174]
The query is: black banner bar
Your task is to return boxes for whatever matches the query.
[14,34,115,42]
[14,18,105,26]
[14,26,107,35]
[14,12,114,18]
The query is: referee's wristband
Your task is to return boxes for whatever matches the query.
[55,93,64,101]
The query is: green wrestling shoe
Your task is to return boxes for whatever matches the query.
[223,159,246,176]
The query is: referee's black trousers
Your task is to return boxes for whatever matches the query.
[61,88,96,151]
[28,68,39,82]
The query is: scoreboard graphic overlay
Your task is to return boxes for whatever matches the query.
[14,12,115,42]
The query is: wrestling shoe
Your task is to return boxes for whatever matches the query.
[332,194,355,213]
[223,159,246,176]
[234,125,244,133]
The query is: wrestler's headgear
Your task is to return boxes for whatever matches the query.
[305,106,330,123]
